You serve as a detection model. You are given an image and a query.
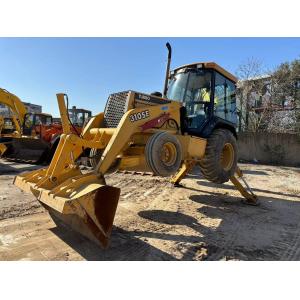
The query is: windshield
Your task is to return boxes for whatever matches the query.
[69,111,86,127]
[166,69,212,103]
[39,115,52,125]
[24,114,34,129]
[4,118,13,128]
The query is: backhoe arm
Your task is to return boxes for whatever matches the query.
[0,88,27,135]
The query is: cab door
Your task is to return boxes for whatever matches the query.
[183,70,214,133]
[22,113,35,136]
[214,72,237,125]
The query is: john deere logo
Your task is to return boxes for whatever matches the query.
[137,94,151,101]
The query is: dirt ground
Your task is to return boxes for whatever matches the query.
[0,158,300,261]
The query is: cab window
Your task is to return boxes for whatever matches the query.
[214,73,237,124]
[24,114,34,128]
[45,116,52,125]
[38,115,52,125]
[35,115,42,125]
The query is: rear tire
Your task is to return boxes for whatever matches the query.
[89,148,102,169]
[199,128,237,184]
[44,137,60,164]
[145,131,182,177]
[89,148,120,173]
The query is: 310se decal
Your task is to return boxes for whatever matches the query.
[129,110,150,122]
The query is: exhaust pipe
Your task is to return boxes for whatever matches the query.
[163,42,172,97]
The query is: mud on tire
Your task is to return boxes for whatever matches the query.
[199,128,237,184]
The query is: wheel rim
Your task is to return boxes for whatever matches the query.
[160,142,177,167]
[220,143,234,171]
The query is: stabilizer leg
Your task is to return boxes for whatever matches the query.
[230,167,259,206]
[170,160,196,186]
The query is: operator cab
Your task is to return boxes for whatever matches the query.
[166,62,237,138]
[68,106,92,127]
[23,113,53,136]
[0,117,18,135]
[2,117,16,134]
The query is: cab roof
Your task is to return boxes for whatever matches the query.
[37,113,52,117]
[172,62,237,83]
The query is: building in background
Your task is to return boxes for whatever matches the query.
[22,102,42,114]
[236,75,300,133]
[0,102,42,117]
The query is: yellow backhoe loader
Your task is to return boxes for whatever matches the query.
[14,43,258,248]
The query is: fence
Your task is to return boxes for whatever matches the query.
[237,132,300,167]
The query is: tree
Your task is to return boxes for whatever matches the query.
[236,58,271,132]
[270,58,300,133]
[236,57,300,134]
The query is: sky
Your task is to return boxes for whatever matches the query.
[0,37,300,117]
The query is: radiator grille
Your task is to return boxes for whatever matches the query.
[103,91,130,128]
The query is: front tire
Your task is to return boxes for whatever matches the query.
[145,131,182,177]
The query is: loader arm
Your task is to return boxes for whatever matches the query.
[14,92,181,247]
[41,100,180,180]
[95,103,180,176]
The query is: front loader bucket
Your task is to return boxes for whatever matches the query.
[14,170,121,248]
[3,137,50,163]
[43,186,120,247]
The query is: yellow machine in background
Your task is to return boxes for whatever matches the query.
[0,87,93,162]
[0,116,21,136]
[0,88,26,137]
[0,116,3,133]
[14,44,258,248]
[0,88,27,156]
[0,116,6,154]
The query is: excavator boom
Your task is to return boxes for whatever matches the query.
[0,88,27,136]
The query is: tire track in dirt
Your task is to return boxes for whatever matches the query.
[2,161,300,260]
